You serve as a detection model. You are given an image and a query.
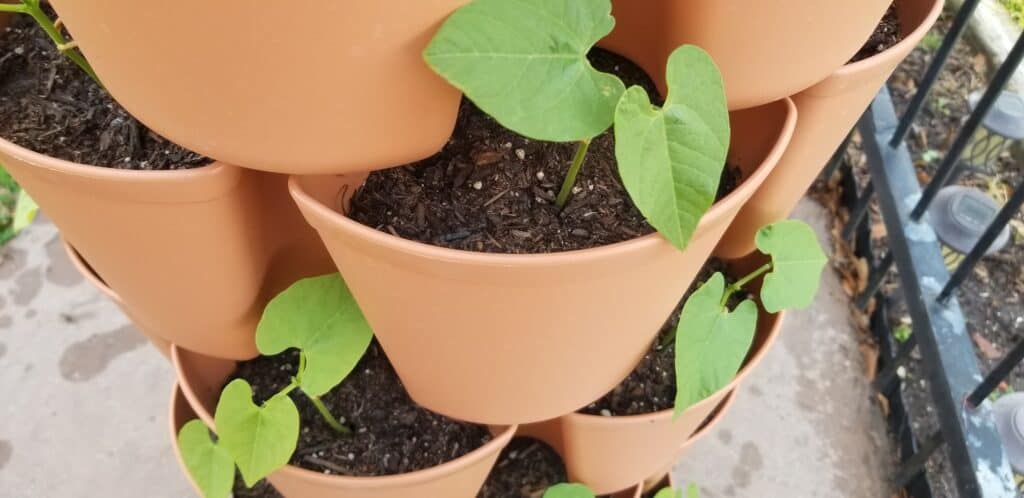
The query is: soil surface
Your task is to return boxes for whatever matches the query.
[477,438,568,498]
[0,12,206,169]
[580,259,746,416]
[851,3,904,63]
[232,342,492,477]
[232,479,282,498]
[349,48,740,254]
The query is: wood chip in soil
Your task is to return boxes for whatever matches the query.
[232,342,492,477]
[349,48,741,254]
[0,11,206,169]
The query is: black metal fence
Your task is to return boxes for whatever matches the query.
[833,0,1024,495]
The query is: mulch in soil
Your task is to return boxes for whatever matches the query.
[349,48,740,254]
[477,438,621,498]
[851,3,904,63]
[579,259,746,416]
[0,11,206,169]
[231,342,492,478]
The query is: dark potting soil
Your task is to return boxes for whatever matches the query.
[580,259,747,417]
[850,3,903,63]
[348,48,741,254]
[0,12,207,169]
[231,342,493,478]
[477,438,616,498]
[232,478,283,498]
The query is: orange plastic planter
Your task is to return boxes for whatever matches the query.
[518,306,781,495]
[718,0,943,258]
[47,0,469,174]
[600,0,891,110]
[288,99,795,425]
[0,138,334,359]
[171,354,516,498]
[61,241,171,358]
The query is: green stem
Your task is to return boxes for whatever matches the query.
[303,391,350,434]
[17,1,103,87]
[0,4,28,13]
[555,139,591,209]
[720,263,772,307]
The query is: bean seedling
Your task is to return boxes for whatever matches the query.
[424,0,730,251]
[177,274,374,498]
[672,221,827,415]
[0,0,101,85]
[544,482,699,498]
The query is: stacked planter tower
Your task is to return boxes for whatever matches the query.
[0,0,942,496]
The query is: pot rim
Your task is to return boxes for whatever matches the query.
[563,308,784,426]
[61,238,119,301]
[170,348,518,489]
[288,99,796,268]
[835,0,943,76]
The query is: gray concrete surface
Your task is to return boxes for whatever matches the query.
[948,0,1024,91]
[0,199,891,498]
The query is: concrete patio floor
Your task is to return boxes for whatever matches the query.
[0,199,893,497]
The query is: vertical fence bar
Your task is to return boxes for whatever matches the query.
[822,131,854,181]
[890,0,983,147]
[843,181,877,240]
[911,32,1024,220]
[967,336,1024,407]
[856,251,894,310]
[938,179,1024,302]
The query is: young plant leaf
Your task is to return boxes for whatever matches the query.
[256,274,374,397]
[653,487,684,498]
[423,0,625,141]
[177,420,235,498]
[543,483,595,498]
[756,220,828,313]
[214,379,300,487]
[674,273,757,415]
[688,484,700,498]
[614,45,730,251]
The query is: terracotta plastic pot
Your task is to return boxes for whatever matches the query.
[717,0,943,258]
[46,0,468,174]
[288,98,796,425]
[171,349,516,498]
[0,138,335,360]
[62,240,171,359]
[599,0,891,110]
[517,306,778,495]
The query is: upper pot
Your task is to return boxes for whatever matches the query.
[61,240,171,359]
[47,0,468,174]
[288,98,795,425]
[717,0,943,258]
[171,350,516,498]
[0,136,335,359]
[518,304,780,495]
[599,0,892,110]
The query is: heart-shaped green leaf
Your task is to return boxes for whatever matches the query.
[177,420,235,498]
[256,274,373,397]
[423,0,625,141]
[214,379,300,487]
[756,220,828,313]
[674,273,757,415]
[544,483,595,498]
[614,45,730,251]
[653,487,684,498]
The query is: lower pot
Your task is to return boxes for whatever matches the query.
[62,240,170,358]
[518,308,782,495]
[288,99,796,425]
[170,349,516,498]
[0,139,335,359]
[717,0,943,258]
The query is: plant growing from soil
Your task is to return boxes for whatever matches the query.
[671,221,827,414]
[177,274,374,498]
[544,482,699,498]
[0,0,99,84]
[424,0,729,251]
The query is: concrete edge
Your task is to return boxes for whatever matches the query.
[949,0,1024,91]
